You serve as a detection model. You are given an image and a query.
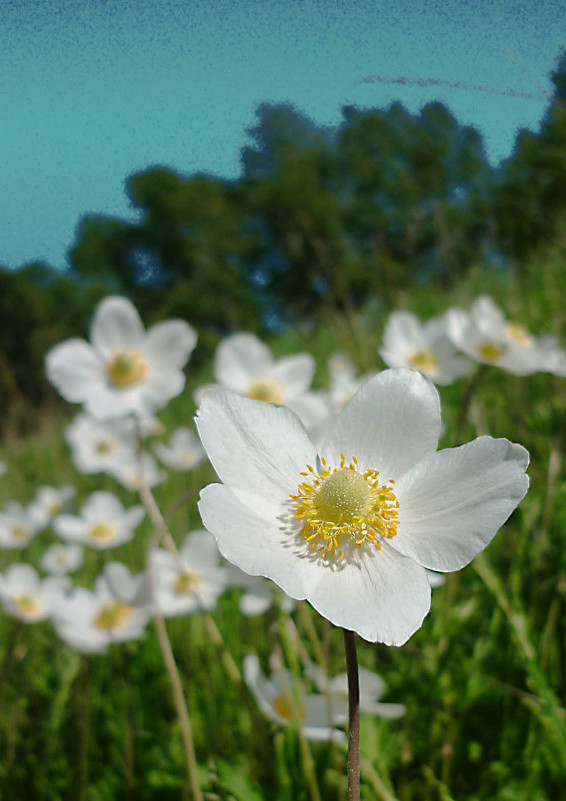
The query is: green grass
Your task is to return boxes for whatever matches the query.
[0,263,565,800]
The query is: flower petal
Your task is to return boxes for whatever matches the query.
[307,544,431,646]
[214,333,273,391]
[46,340,104,402]
[195,389,317,501]
[198,484,315,598]
[322,369,441,477]
[392,436,529,571]
[269,354,315,397]
[90,297,145,357]
[144,320,197,370]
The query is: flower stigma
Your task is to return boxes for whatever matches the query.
[289,454,399,561]
[96,437,115,454]
[506,322,534,348]
[14,593,41,618]
[106,350,149,388]
[175,568,201,595]
[94,600,134,630]
[247,378,284,404]
[408,348,438,374]
[89,522,117,542]
[477,342,504,361]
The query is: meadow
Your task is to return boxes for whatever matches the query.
[0,256,565,801]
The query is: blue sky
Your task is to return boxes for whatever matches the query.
[2,0,564,270]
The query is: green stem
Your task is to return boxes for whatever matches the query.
[454,363,489,444]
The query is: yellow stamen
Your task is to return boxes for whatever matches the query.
[506,321,533,348]
[94,600,133,631]
[477,342,504,361]
[290,454,399,561]
[175,569,201,595]
[13,593,41,617]
[106,350,149,388]
[408,348,439,374]
[246,378,284,404]
[95,438,115,454]
[89,522,117,542]
[11,524,30,541]
[272,693,294,720]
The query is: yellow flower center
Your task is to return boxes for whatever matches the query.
[247,378,284,404]
[95,438,115,455]
[289,455,399,561]
[106,350,149,388]
[11,524,30,541]
[477,342,504,361]
[49,501,63,515]
[94,600,133,631]
[408,348,439,374]
[14,593,41,617]
[506,322,533,348]
[89,522,117,542]
[272,693,294,720]
[175,569,201,595]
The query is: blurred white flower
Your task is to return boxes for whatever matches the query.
[46,296,197,419]
[226,563,294,617]
[109,451,165,491]
[380,310,472,385]
[447,296,566,376]
[54,491,145,550]
[244,654,346,742]
[41,543,84,575]
[327,354,377,412]
[195,332,329,431]
[52,563,150,652]
[151,530,229,617]
[305,663,405,720]
[154,427,206,471]
[28,485,76,529]
[0,501,42,548]
[0,564,68,623]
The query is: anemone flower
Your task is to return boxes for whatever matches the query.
[54,491,145,550]
[446,296,566,376]
[195,332,329,432]
[41,543,84,575]
[153,427,206,471]
[380,310,472,385]
[0,501,42,548]
[244,654,346,742]
[46,296,197,419]
[28,485,76,529]
[52,563,150,652]
[197,368,528,646]
[151,530,229,617]
[305,663,405,720]
[0,564,68,623]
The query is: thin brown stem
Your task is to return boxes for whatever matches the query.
[343,628,360,801]
[138,473,203,801]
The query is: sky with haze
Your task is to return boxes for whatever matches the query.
[2,0,564,270]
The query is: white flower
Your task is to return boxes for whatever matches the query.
[196,369,529,646]
[41,543,84,575]
[0,501,42,548]
[52,564,150,652]
[226,563,294,617]
[305,663,405,720]
[327,355,376,412]
[46,296,197,419]
[244,654,346,742]
[196,332,329,431]
[28,485,76,529]
[65,413,138,474]
[53,491,145,550]
[446,296,566,376]
[154,427,206,471]
[151,530,229,617]
[0,564,68,623]
[109,450,165,491]
[380,310,472,385]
